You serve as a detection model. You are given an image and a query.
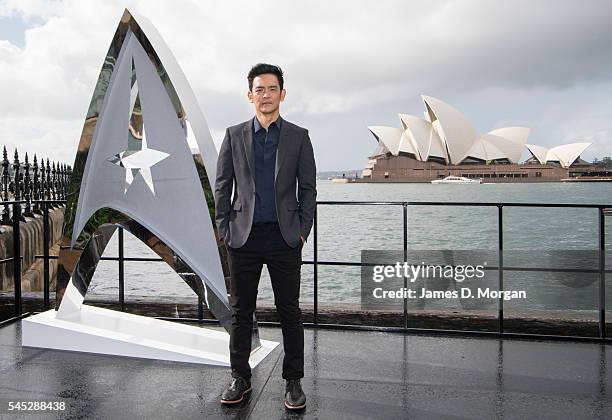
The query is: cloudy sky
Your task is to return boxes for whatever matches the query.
[1,0,611,171]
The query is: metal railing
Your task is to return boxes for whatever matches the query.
[1,198,610,343]
[0,199,65,325]
[306,201,611,342]
[0,147,71,223]
[0,145,71,327]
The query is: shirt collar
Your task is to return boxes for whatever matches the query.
[253,115,282,133]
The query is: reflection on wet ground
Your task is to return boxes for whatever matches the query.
[1,320,610,419]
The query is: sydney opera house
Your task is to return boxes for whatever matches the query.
[361,95,598,182]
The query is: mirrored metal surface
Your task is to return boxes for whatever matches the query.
[56,9,251,343]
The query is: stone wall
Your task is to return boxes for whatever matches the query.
[0,207,64,292]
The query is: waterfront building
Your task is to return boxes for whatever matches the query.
[361,96,604,183]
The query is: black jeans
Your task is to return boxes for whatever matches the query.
[227,222,304,380]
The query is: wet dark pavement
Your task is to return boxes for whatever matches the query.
[1,320,611,419]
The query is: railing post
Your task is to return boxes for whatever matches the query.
[12,203,22,316]
[63,164,68,198]
[40,157,46,201]
[43,201,50,309]
[51,162,57,208]
[45,159,52,208]
[23,153,33,218]
[598,208,606,339]
[1,146,9,225]
[11,149,23,316]
[32,155,42,215]
[12,208,23,319]
[119,226,125,312]
[12,149,25,223]
[313,205,318,326]
[58,164,64,200]
[66,165,73,199]
[498,205,504,334]
[403,203,408,329]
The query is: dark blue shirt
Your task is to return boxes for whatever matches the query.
[252,116,282,223]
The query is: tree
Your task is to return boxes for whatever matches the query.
[592,156,611,168]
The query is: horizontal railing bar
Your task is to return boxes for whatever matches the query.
[33,255,610,273]
[7,200,608,209]
[0,312,31,328]
[0,199,64,206]
[317,201,610,209]
[0,257,22,264]
[30,199,67,203]
[316,201,407,206]
[34,255,165,262]
[301,259,612,274]
[103,256,164,262]
[0,201,63,206]
[0,200,28,204]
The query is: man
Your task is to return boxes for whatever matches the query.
[214,63,316,411]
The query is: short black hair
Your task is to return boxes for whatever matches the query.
[247,63,284,91]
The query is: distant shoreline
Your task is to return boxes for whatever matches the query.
[327,177,612,184]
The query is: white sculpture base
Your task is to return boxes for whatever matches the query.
[22,305,278,366]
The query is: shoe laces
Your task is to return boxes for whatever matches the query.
[230,377,244,390]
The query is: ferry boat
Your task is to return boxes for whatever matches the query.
[431,175,482,184]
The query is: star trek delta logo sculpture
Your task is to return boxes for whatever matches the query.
[21,9,277,366]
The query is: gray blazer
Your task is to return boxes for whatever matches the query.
[214,117,317,249]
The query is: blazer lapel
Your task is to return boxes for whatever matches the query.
[275,120,290,184]
[242,119,255,186]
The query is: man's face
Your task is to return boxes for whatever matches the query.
[248,73,286,116]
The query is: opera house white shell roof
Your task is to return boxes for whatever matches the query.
[525,142,591,168]
[368,95,590,168]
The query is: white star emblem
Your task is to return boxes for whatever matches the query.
[107,76,170,195]
[108,126,170,195]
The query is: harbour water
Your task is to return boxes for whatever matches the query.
[86,181,612,313]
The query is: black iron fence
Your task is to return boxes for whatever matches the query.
[0,147,71,326]
[0,147,71,223]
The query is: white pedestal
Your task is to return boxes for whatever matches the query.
[22,305,278,366]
